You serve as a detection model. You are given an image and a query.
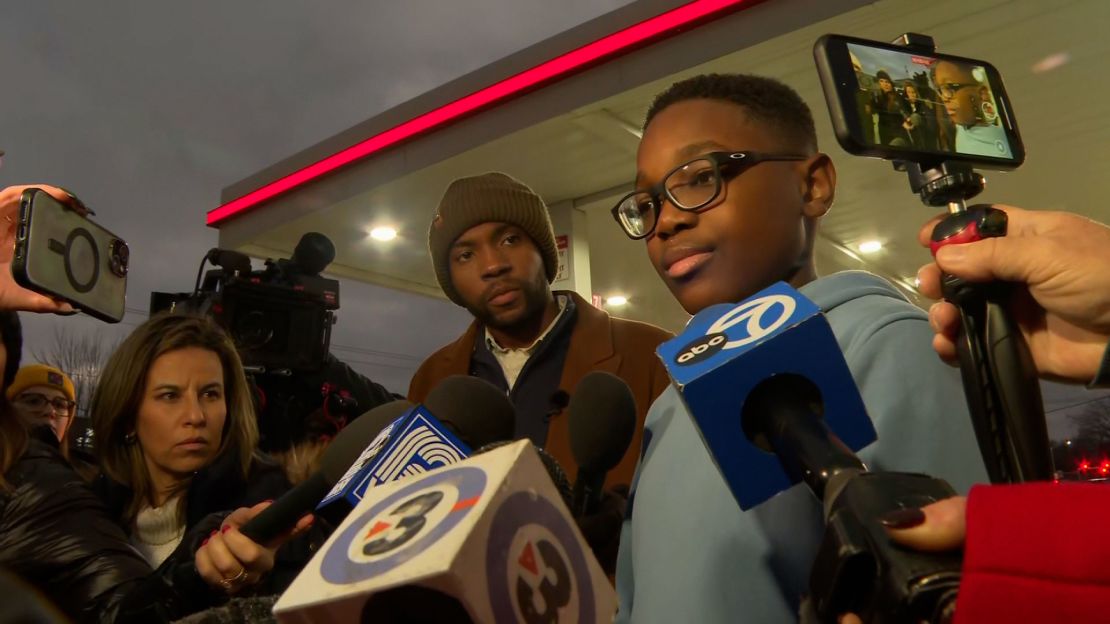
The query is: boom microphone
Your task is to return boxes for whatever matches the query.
[567,371,636,517]
[239,400,414,544]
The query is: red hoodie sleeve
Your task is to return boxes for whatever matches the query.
[954,481,1110,624]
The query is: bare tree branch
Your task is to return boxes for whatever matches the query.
[30,326,118,441]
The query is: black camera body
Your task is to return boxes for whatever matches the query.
[151,233,339,373]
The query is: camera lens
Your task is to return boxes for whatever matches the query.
[234,310,274,350]
[109,239,129,278]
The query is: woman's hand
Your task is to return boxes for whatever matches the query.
[194,501,314,594]
[0,185,91,313]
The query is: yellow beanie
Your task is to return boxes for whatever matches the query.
[6,364,76,403]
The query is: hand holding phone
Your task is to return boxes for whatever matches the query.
[0,185,84,314]
[11,188,128,323]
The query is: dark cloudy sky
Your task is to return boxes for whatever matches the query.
[0,0,635,393]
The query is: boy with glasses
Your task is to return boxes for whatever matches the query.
[931,59,1013,158]
[611,74,987,622]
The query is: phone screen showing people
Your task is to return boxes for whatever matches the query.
[847,43,1014,160]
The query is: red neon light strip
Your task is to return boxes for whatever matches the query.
[208,0,750,225]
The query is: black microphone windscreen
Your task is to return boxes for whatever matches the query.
[207,248,252,276]
[568,371,637,473]
[476,440,573,510]
[424,375,515,449]
[290,232,335,277]
[173,596,277,624]
[318,399,414,483]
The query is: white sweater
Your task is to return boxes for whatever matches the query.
[130,499,186,568]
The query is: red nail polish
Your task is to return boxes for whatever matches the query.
[201,538,209,546]
[264,499,274,504]
[221,525,231,534]
[209,529,218,537]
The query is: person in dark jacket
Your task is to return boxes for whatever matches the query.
[901,82,938,150]
[0,186,310,620]
[89,313,316,590]
[871,69,910,146]
[0,312,307,623]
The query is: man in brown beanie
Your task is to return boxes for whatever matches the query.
[408,172,672,566]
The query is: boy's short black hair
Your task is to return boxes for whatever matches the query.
[643,73,818,153]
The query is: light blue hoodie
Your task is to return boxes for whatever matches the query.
[614,271,989,623]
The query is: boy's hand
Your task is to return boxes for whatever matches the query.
[0,185,91,313]
[917,205,1110,382]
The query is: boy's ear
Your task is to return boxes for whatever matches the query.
[800,153,836,219]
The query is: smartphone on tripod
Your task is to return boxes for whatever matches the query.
[814,34,1024,169]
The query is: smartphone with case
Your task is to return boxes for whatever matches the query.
[12,189,128,323]
[814,34,1024,169]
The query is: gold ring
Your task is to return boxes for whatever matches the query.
[219,567,248,590]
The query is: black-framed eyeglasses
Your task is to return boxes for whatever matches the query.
[15,393,76,415]
[611,151,807,240]
[937,82,978,100]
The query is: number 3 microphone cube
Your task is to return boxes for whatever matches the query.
[658,281,877,510]
[273,439,616,623]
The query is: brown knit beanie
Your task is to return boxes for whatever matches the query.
[429,172,559,306]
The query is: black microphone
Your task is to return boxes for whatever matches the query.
[424,375,516,449]
[741,373,867,500]
[742,374,962,622]
[238,399,413,544]
[289,232,335,277]
[476,440,574,510]
[658,282,960,622]
[567,371,636,517]
[204,248,252,277]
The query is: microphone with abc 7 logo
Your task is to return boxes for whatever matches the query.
[272,440,616,623]
[239,376,514,545]
[659,282,963,624]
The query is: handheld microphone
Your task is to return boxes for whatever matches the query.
[658,281,877,510]
[273,440,616,623]
[315,375,515,524]
[476,439,574,510]
[660,282,960,623]
[567,371,636,517]
[238,400,414,544]
[425,375,516,448]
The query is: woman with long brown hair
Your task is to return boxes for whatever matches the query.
[0,186,309,621]
[91,313,295,572]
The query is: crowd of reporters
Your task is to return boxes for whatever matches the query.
[3,92,1110,623]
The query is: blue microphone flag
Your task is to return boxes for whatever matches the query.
[658,281,877,510]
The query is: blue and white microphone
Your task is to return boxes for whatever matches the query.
[239,376,514,544]
[316,375,515,523]
[657,281,877,510]
[659,282,964,621]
